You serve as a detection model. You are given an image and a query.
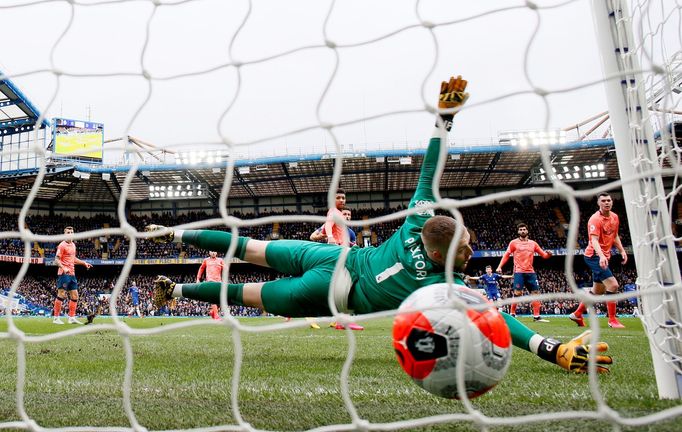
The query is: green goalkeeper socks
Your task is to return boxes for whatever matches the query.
[180,230,248,260]
[181,282,245,306]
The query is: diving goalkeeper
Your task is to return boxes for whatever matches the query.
[147,75,612,374]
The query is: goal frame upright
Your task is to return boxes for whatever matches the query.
[592,0,682,399]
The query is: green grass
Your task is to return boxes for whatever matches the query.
[0,316,680,431]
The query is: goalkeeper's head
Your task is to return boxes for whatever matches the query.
[421,216,472,272]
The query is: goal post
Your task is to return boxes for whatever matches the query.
[592,0,682,399]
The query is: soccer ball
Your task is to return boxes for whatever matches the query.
[392,283,512,399]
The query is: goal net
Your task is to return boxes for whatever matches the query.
[0,0,681,430]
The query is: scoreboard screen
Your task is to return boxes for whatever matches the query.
[53,118,104,162]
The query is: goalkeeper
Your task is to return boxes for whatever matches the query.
[147,75,612,373]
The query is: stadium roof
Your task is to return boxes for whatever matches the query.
[0,70,50,134]
[0,139,623,203]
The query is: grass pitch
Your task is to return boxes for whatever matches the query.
[0,316,680,431]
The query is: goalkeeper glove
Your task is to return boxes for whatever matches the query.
[436,75,469,131]
[537,330,612,373]
[145,224,175,243]
[153,275,176,309]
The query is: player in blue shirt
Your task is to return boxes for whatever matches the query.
[468,265,512,301]
[128,281,142,317]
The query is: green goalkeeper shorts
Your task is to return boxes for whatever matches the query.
[261,240,352,317]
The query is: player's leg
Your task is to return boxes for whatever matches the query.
[162,270,334,317]
[510,273,523,317]
[527,273,548,322]
[570,255,615,327]
[154,239,344,316]
[488,290,502,311]
[209,304,220,320]
[157,241,343,316]
[67,279,83,325]
[153,227,336,273]
[153,228,267,266]
[133,298,141,317]
[53,285,67,324]
[601,275,624,328]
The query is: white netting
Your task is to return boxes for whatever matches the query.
[595,0,682,397]
[0,0,681,430]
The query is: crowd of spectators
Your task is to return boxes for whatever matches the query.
[0,269,276,318]
[0,197,639,260]
[0,196,655,318]
[0,264,640,318]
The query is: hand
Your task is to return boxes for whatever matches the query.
[546,251,553,257]
[145,224,175,244]
[556,330,612,373]
[436,75,469,131]
[495,268,502,274]
[84,262,93,269]
[439,75,469,112]
[621,251,628,265]
[599,255,608,270]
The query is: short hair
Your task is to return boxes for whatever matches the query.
[341,207,351,213]
[516,222,527,230]
[336,188,345,196]
[598,192,611,199]
[64,226,74,232]
[422,216,459,253]
[485,265,492,269]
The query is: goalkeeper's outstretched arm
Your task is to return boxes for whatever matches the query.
[503,312,612,373]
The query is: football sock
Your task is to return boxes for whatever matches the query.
[510,303,517,316]
[53,297,64,317]
[179,230,248,260]
[532,300,541,317]
[181,282,245,306]
[68,299,77,317]
[606,292,617,319]
[574,302,587,317]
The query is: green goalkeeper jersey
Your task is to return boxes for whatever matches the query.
[346,136,466,313]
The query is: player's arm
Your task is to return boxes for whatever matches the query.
[219,259,225,278]
[590,234,609,269]
[55,248,67,274]
[196,260,206,283]
[324,210,339,245]
[502,312,612,373]
[348,228,357,247]
[406,75,468,227]
[74,257,92,269]
[467,275,481,281]
[613,234,627,264]
[496,244,512,273]
[534,242,553,259]
[310,226,326,242]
